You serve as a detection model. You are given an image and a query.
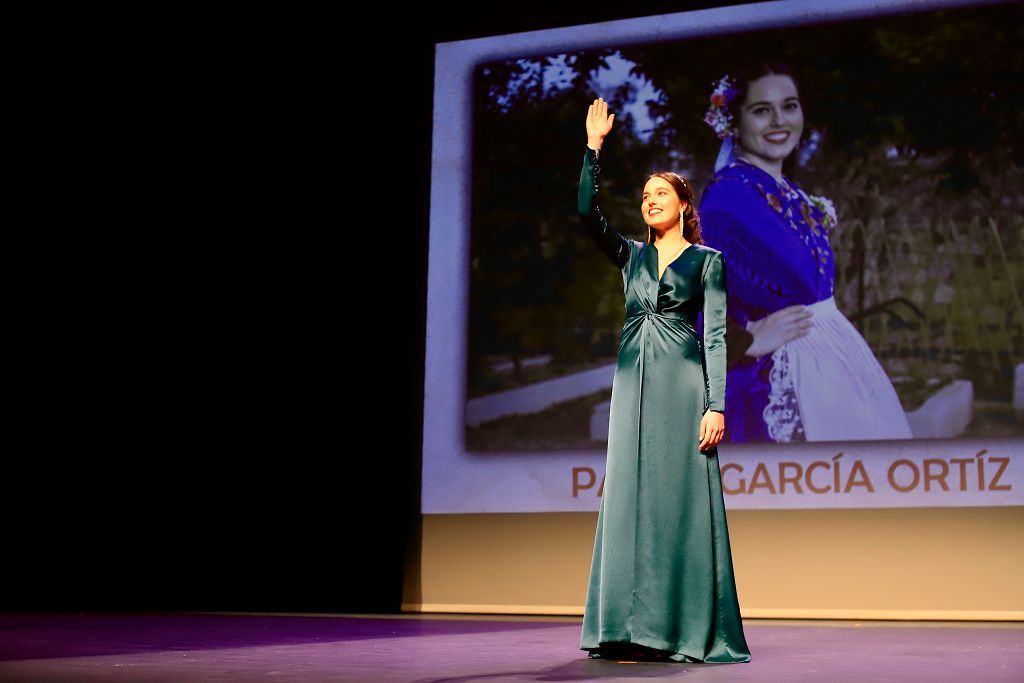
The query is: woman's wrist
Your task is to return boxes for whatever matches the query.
[587,138,604,151]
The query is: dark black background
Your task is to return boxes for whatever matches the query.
[6,1,745,614]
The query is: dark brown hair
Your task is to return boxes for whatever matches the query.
[644,171,703,245]
[726,62,801,125]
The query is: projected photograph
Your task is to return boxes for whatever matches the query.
[464,1,1023,449]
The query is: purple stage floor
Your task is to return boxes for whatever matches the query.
[0,612,1021,682]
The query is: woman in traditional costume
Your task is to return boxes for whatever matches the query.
[699,63,913,443]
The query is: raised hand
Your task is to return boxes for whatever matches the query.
[586,97,615,150]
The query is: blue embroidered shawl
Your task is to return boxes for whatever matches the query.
[698,158,838,442]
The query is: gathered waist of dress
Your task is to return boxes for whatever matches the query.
[625,309,698,331]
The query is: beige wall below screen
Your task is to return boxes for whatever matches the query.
[403,507,1024,620]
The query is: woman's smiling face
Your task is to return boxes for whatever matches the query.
[735,73,803,165]
[641,177,685,231]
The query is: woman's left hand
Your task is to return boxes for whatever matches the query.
[699,410,725,453]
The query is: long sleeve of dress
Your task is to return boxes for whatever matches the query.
[577,145,630,269]
[702,250,728,414]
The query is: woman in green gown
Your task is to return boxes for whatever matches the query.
[577,98,752,664]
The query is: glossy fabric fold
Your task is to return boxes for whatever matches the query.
[576,145,751,664]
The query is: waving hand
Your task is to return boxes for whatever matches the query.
[586,97,615,150]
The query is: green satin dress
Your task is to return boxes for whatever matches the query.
[576,145,751,664]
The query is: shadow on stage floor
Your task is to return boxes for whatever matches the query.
[0,611,1021,682]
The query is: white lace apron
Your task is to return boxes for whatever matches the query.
[763,295,914,442]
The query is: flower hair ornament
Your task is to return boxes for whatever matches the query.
[808,194,838,232]
[703,74,739,173]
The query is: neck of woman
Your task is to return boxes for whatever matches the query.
[650,228,686,250]
[736,149,785,183]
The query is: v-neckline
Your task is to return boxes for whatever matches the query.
[650,242,696,283]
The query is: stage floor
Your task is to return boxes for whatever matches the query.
[0,611,1021,682]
